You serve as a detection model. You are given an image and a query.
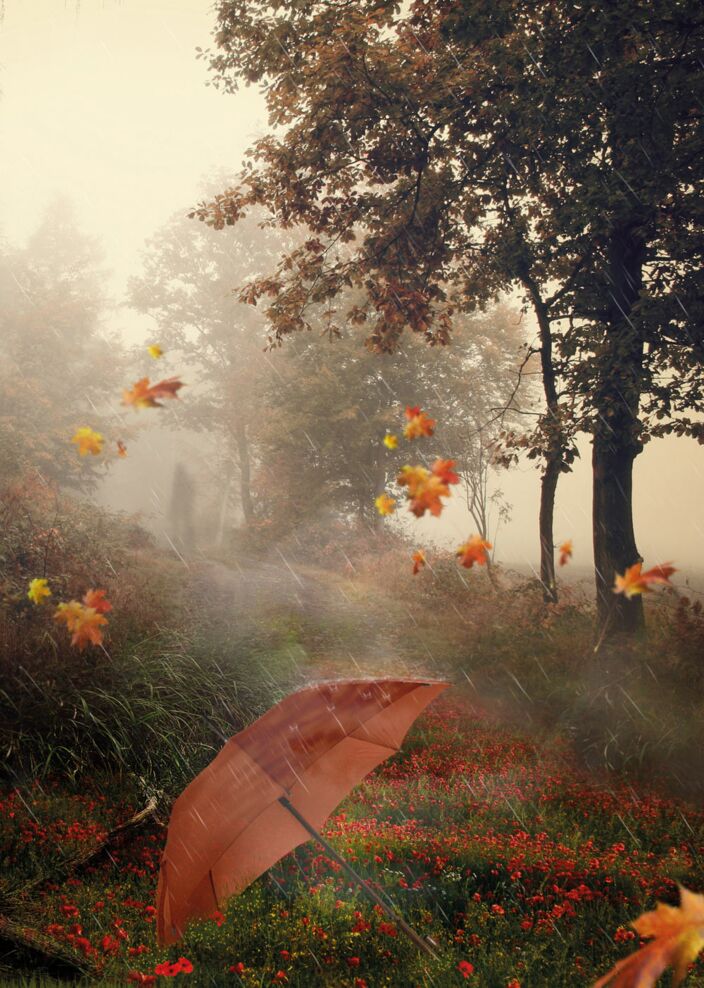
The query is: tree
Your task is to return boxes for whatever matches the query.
[129,200,286,529]
[0,198,120,491]
[194,0,703,637]
[254,302,527,544]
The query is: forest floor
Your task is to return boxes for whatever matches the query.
[2,551,704,986]
[2,688,704,987]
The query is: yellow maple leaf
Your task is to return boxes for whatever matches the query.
[375,493,396,516]
[27,578,51,606]
[147,343,164,359]
[72,427,104,456]
[383,433,399,449]
[593,885,704,988]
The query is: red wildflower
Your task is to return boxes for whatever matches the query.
[154,957,193,977]
[100,934,120,955]
[458,960,475,979]
[128,973,157,986]
[347,956,361,967]
[229,962,246,975]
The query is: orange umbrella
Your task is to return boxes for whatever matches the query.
[157,677,448,953]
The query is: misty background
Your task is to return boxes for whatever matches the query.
[1,0,702,577]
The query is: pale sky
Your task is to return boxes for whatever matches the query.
[1,0,703,575]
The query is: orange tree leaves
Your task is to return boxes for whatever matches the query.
[456,535,492,569]
[559,540,573,567]
[397,459,459,518]
[614,563,676,598]
[122,377,185,409]
[594,886,704,988]
[403,406,436,441]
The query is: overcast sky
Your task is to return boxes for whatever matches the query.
[1,0,703,576]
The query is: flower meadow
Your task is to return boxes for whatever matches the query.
[2,694,703,986]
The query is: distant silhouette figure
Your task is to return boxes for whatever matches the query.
[168,463,196,554]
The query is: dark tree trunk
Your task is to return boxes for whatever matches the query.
[521,273,564,604]
[235,423,254,524]
[593,437,644,636]
[592,219,648,641]
[539,456,560,604]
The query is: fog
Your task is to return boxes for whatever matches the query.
[2,0,703,576]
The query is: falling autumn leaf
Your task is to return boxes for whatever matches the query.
[82,588,112,614]
[147,344,164,359]
[27,578,51,606]
[403,406,436,440]
[72,427,104,456]
[431,458,460,485]
[559,540,573,567]
[122,377,185,409]
[117,440,128,458]
[412,550,426,575]
[54,600,86,632]
[383,433,399,449]
[397,460,459,518]
[456,535,492,569]
[614,562,676,598]
[375,493,396,516]
[593,885,704,988]
[55,600,108,651]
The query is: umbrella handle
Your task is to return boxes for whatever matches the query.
[278,797,440,961]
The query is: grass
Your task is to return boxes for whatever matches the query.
[1,694,703,986]
[3,510,704,984]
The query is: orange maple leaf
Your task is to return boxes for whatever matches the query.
[82,588,112,614]
[403,406,436,440]
[614,562,676,598]
[412,550,426,575]
[117,440,128,457]
[456,535,492,569]
[397,460,459,518]
[55,600,109,651]
[559,540,573,567]
[593,885,704,988]
[431,458,460,485]
[122,377,185,409]
[397,466,448,517]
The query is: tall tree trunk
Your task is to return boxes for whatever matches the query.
[539,457,560,604]
[234,423,254,524]
[521,274,563,604]
[592,220,647,640]
[593,436,643,636]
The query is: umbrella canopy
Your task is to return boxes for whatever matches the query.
[157,677,448,945]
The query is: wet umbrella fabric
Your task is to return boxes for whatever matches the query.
[156,678,448,946]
